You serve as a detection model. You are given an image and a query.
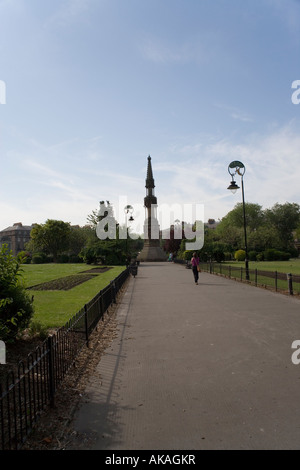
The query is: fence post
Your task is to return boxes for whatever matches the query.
[47,336,55,408]
[84,304,89,347]
[100,290,104,319]
[275,271,278,292]
[287,273,293,295]
[110,281,116,303]
[255,268,257,286]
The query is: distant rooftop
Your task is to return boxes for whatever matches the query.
[1,223,34,232]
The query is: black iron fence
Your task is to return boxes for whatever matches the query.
[199,262,300,295]
[0,267,131,450]
[174,259,300,295]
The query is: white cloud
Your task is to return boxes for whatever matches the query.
[154,122,300,222]
[1,123,299,231]
[230,112,253,123]
[214,103,254,123]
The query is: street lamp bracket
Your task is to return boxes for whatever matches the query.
[228,160,245,178]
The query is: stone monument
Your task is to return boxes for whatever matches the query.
[137,155,167,262]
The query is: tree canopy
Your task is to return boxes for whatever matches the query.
[214,201,300,258]
[264,202,300,251]
[22,200,300,265]
[80,201,143,265]
[30,219,71,262]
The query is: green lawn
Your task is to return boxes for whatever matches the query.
[20,263,92,287]
[20,263,126,329]
[203,259,300,294]
[223,259,300,274]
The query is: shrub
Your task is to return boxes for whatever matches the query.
[79,247,97,264]
[248,251,257,261]
[32,252,50,264]
[57,254,69,263]
[234,249,246,261]
[288,246,299,258]
[17,251,32,264]
[279,252,291,261]
[185,250,194,260]
[263,248,276,261]
[213,249,225,263]
[28,321,48,340]
[0,245,34,341]
[199,252,209,262]
[32,254,44,264]
[69,254,83,263]
[263,248,290,261]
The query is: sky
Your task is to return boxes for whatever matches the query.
[1,0,300,233]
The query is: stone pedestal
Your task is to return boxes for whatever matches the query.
[137,245,167,262]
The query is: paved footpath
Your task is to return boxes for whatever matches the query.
[68,262,300,450]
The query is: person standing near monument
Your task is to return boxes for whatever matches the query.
[191,252,200,285]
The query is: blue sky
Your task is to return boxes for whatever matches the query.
[1,0,300,232]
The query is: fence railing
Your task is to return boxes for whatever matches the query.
[200,262,300,295]
[173,259,300,295]
[0,266,131,450]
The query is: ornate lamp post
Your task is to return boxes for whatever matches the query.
[227,161,249,281]
[124,205,134,265]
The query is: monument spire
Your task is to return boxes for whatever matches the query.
[137,155,166,262]
[144,155,157,209]
[146,155,155,189]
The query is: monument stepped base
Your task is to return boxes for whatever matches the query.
[137,246,167,262]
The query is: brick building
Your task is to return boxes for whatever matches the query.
[0,223,34,256]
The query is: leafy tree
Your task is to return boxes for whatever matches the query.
[163,223,185,255]
[30,219,71,262]
[87,201,117,227]
[82,202,141,265]
[264,202,300,252]
[0,244,34,341]
[79,225,141,265]
[295,222,300,240]
[214,223,244,253]
[216,201,300,256]
[177,223,220,261]
[68,226,93,261]
[247,225,280,252]
[216,202,263,231]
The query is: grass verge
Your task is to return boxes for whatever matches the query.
[223,259,300,274]
[204,259,300,295]
[21,263,126,329]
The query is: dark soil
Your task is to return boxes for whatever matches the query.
[27,274,97,291]
[26,268,112,291]
[80,267,112,274]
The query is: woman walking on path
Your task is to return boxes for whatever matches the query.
[191,252,200,285]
